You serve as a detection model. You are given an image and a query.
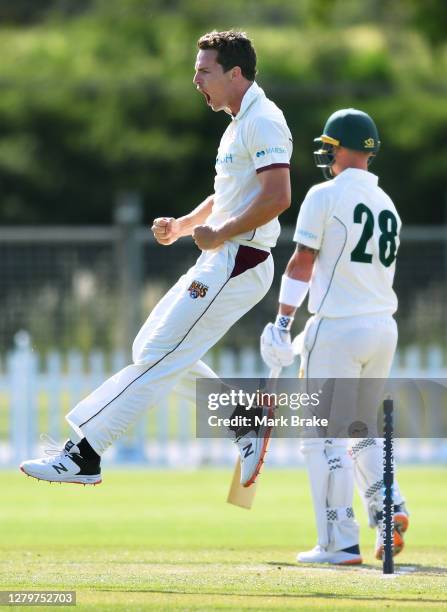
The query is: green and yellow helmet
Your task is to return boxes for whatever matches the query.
[314,108,381,180]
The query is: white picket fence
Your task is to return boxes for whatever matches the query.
[1,331,446,467]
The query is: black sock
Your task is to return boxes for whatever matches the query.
[341,544,360,555]
[77,438,101,464]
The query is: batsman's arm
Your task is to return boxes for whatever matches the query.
[260,244,317,369]
[152,195,214,246]
[279,244,318,317]
[260,244,318,368]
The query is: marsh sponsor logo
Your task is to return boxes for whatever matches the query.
[257,146,287,157]
[267,146,286,154]
[296,228,318,240]
[256,146,287,158]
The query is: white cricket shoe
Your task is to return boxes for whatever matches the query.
[297,545,363,565]
[229,404,274,487]
[20,439,101,485]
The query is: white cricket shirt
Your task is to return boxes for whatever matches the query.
[207,81,292,249]
[293,168,401,317]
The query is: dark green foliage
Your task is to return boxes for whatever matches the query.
[0,0,445,226]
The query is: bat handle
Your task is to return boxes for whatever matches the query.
[266,367,281,396]
[269,367,282,380]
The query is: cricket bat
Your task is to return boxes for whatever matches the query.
[226,457,257,509]
[227,367,281,509]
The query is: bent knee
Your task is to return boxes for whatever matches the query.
[132,347,153,365]
[132,340,154,365]
[132,340,175,366]
[131,341,143,364]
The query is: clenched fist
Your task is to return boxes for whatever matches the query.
[192,225,223,250]
[151,217,180,246]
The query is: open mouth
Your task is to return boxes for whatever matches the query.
[198,88,211,105]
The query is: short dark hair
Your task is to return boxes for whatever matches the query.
[197,30,257,81]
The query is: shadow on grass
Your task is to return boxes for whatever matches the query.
[268,561,447,576]
[97,588,447,604]
[267,561,378,571]
[400,564,447,576]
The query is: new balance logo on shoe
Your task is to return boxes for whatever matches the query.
[231,403,274,487]
[53,463,68,474]
[20,436,102,485]
[243,443,254,458]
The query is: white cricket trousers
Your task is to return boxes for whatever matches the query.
[299,313,399,551]
[302,313,399,437]
[301,312,398,379]
[66,241,274,454]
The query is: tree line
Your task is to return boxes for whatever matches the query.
[0,0,446,226]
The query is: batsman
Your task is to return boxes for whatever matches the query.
[261,109,409,564]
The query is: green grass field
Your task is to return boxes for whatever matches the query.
[1,467,446,610]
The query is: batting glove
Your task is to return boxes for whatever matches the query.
[260,322,295,369]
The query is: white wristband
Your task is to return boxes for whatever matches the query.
[278,275,309,308]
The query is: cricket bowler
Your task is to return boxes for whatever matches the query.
[261,108,409,564]
[20,31,292,487]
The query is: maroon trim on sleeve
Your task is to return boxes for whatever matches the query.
[230,245,270,279]
[256,163,290,174]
